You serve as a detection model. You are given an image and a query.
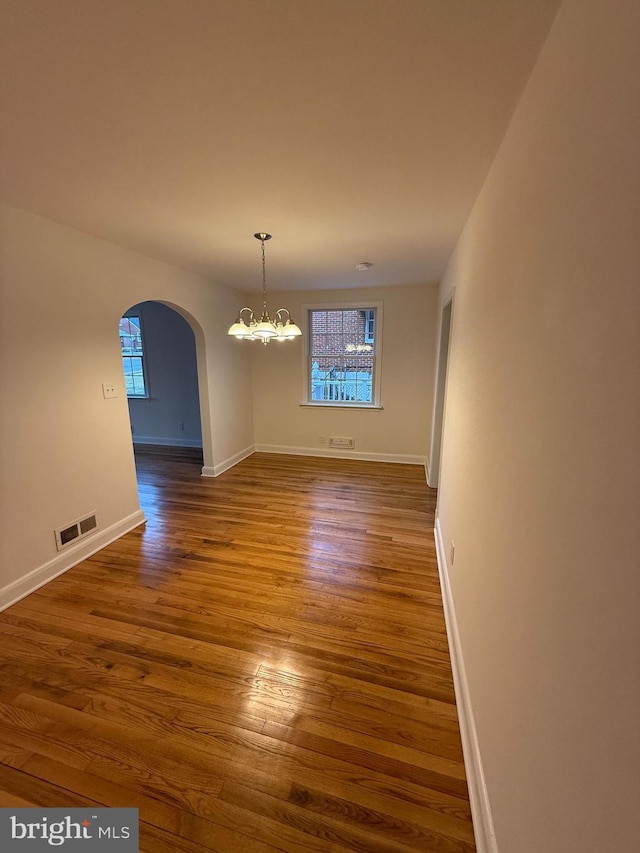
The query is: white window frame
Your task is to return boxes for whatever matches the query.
[120,311,150,399]
[301,301,383,409]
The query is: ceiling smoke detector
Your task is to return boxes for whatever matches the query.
[356,262,373,271]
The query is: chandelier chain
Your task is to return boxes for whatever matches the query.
[261,237,268,315]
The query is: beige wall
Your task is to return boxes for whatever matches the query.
[437,1,640,850]
[0,203,254,596]
[249,283,438,464]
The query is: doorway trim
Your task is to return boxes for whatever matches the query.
[428,296,453,488]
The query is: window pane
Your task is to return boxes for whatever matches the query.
[122,357,135,396]
[355,365,373,402]
[311,311,328,334]
[119,316,143,354]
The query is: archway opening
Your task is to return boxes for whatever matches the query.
[118,300,212,490]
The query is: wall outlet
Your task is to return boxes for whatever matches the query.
[179,421,185,431]
[450,540,456,565]
[329,436,355,449]
[102,382,117,399]
[319,435,326,445]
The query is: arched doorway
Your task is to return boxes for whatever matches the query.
[118,300,213,475]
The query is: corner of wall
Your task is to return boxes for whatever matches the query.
[202,445,255,478]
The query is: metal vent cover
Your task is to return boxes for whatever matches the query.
[55,512,98,552]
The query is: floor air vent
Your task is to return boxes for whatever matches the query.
[54,512,98,552]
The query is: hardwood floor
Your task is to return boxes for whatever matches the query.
[0,447,475,852]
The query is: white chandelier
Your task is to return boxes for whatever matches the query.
[228,233,302,345]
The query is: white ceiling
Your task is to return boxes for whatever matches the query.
[0,0,561,292]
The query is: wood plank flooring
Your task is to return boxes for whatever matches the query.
[0,447,475,852]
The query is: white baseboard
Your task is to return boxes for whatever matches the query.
[133,436,203,448]
[0,510,147,613]
[201,445,256,478]
[425,459,431,484]
[434,518,498,853]
[254,443,426,467]
[200,443,427,477]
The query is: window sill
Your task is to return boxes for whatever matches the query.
[299,402,383,410]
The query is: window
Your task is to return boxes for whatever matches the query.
[119,314,148,397]
[304,304,382,407]
[364,309,375,344]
